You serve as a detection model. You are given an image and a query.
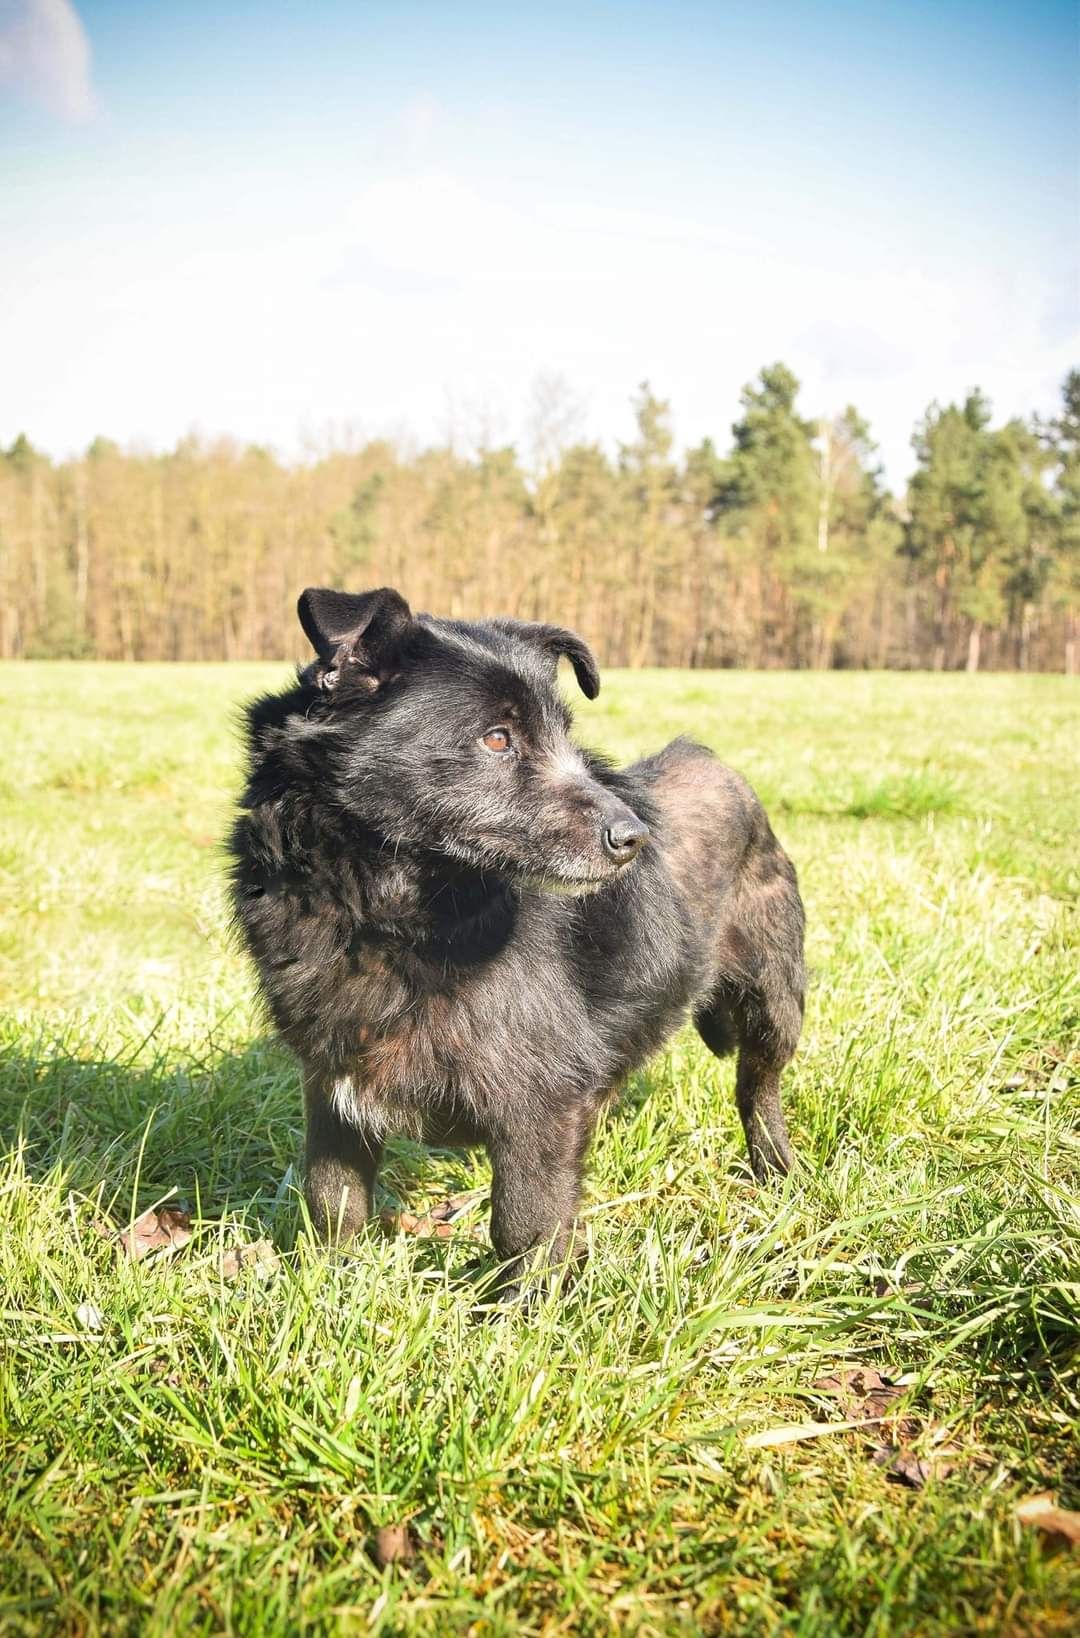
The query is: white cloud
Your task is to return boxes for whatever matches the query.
[0,0,96,121]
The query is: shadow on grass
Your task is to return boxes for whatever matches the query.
[3,1027,1077,1382]
[0,1029,482,1252]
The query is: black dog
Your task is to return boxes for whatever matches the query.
[229,587,805,1289]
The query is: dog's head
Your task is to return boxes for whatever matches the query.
[294,585,650,891]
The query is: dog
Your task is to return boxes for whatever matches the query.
[229,586,805,1292]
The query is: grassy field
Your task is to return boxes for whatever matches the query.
[1,662,1077,1635]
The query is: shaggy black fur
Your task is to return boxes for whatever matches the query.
[229,587,805,1291]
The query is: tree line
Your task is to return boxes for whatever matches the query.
[1,365,1077,671]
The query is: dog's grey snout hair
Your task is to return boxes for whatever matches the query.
[599,796,650,865]
[539,745,649,872]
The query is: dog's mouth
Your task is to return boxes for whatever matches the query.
[518,869,624,898]
[465,830,645,897]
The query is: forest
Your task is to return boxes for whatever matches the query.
[1,364,1077,671]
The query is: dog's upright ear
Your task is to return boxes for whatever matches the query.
[512,621,601,699]
[298,586,412,692]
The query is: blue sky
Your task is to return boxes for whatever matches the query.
[1,0,1076,486]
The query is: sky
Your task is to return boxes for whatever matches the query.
[1,0,1077,489]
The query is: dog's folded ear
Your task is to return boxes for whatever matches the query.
[512,621,601,699]
[298,586,412,691]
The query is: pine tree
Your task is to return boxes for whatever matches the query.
[713,364,818,665]
[1047,370,1080,673]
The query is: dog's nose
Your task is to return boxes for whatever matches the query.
[602,815,650,863]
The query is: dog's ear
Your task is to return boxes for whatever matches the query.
[297,586,412,691]
[513,621,601,699]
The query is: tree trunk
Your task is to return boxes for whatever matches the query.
[74,463,89,646]
[817,423,830,554]
[933,583,948,670]
[966,620,982,673]
[30,466,46,636]
[876,583,892,669]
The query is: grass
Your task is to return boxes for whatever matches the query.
[1,662,1078,1635]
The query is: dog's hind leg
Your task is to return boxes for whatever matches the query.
[696,851,805,1181]
[733,1017,798,1181]
[729,844,804,1179]
[697,978,800,1180]
[303,1069,382,1240]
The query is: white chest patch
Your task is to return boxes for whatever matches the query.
[328,1073,429,1139]
[329,1074,363,1126]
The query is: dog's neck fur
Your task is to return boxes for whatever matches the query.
[310,813,519,969]
[410,857,518,965]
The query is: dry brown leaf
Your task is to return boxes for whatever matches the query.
[872,1276,928,1300]
[116,1206,192,1262]
[221,1238,279,1280]
[873,1444,958,1488]
[427,1189,486,1223]
[372,1523,417,1566]
[812,1366,920,1440]
[1015,1492,1080,1551]
[379,1190,485,1240]
[813,1366,902,1418]
[380,1209,456,1239]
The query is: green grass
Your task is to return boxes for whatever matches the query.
[1,663,1078,1635]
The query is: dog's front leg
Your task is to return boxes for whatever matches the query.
[486,1102,596,1294]
[303,1070,382,1241]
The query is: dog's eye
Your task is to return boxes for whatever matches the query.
[481,727,512,754]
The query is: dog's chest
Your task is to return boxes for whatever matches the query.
[330,942,598,1132]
